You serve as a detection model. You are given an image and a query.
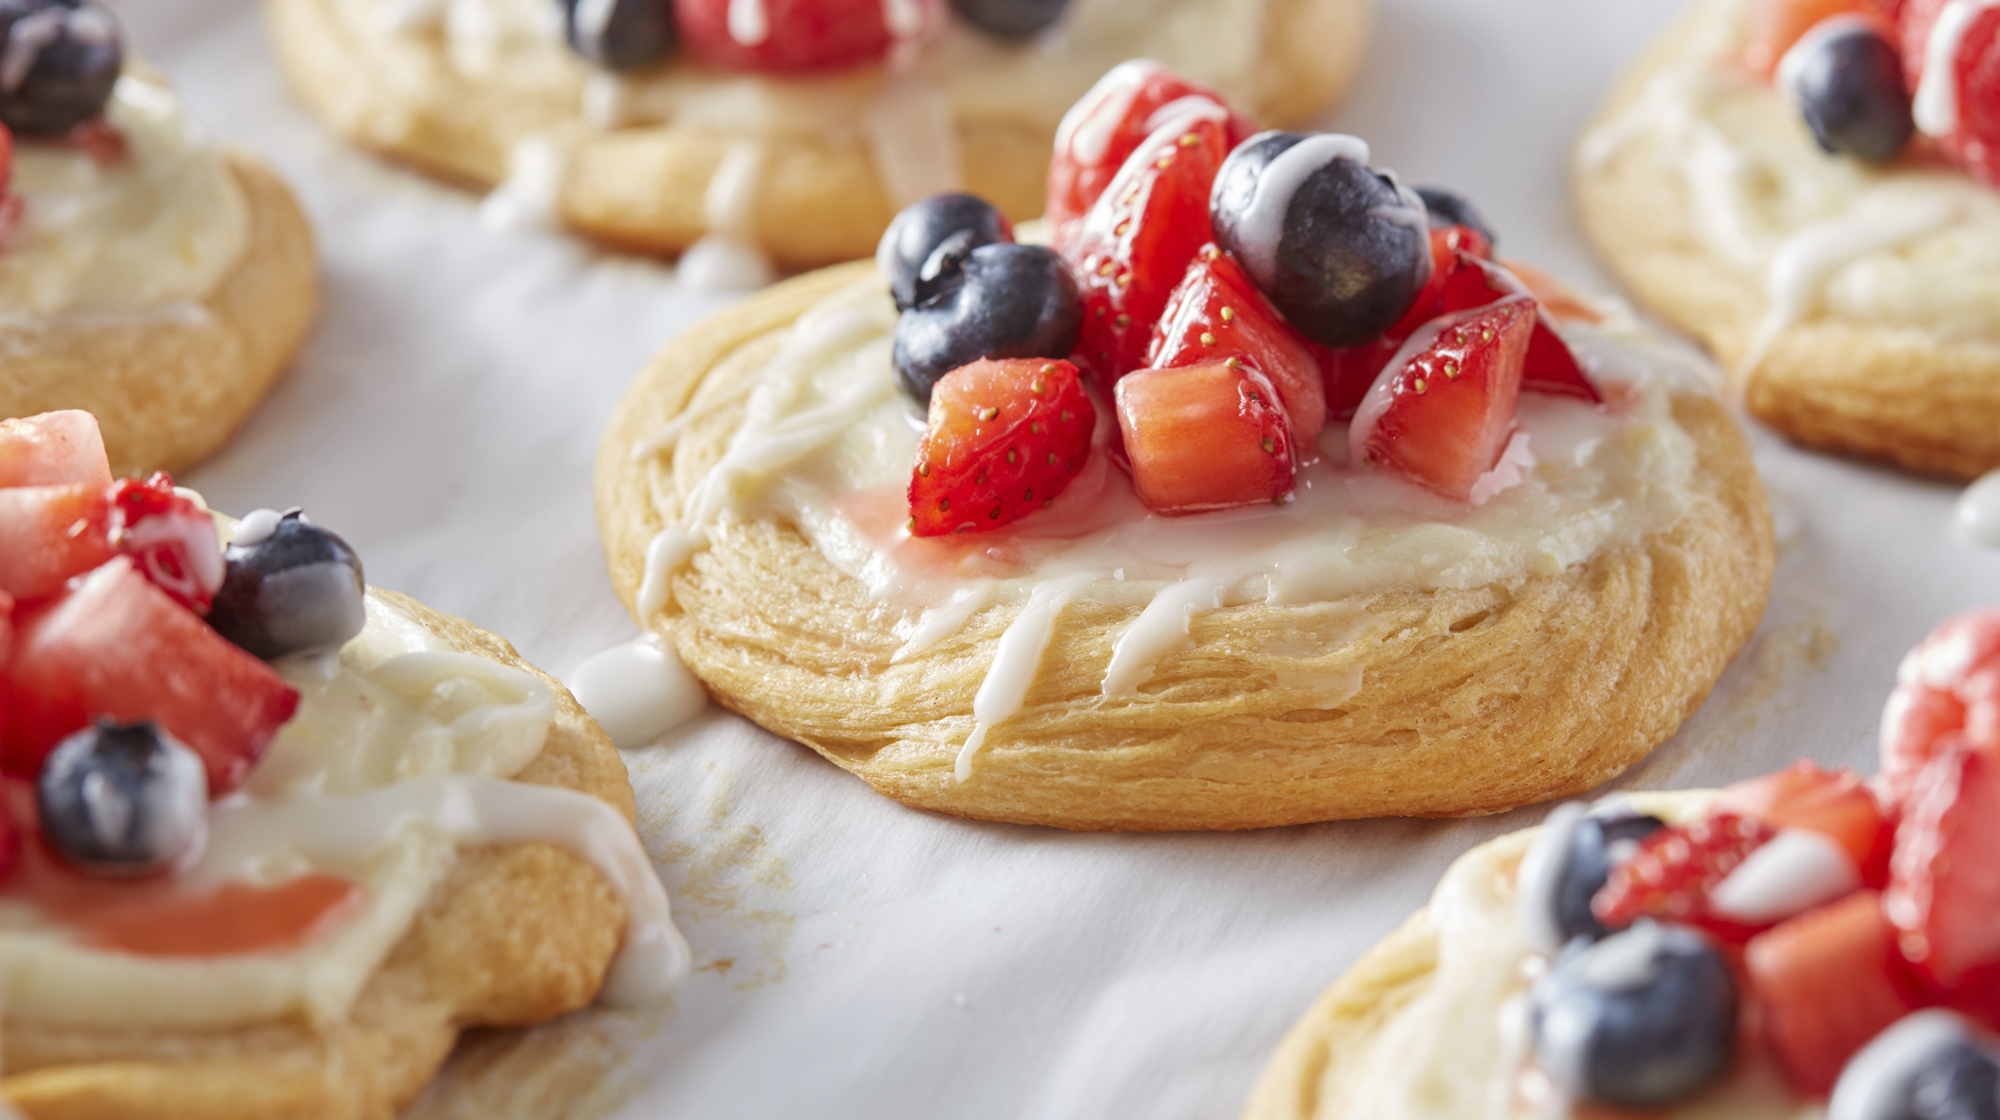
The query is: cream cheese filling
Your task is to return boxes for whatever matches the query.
[1578,0,2000,350]
[1327,793,1821,1120]
[0,75,250,320]
[632,273,1712,767]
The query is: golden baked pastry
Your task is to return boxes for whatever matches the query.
[264,0,1369,269]
[1574,0,2000,479]
[0,153,318,479]
[594,261,1776,831]
[0,591,647,1120]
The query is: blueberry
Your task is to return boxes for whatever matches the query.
[1519,801,1667,952]
[1831,1011,2000,1120]
[37,721,207,877]
[1532,921,1738,1108]
[948,0,1071,39]
[208,509,367,663]
[560,0,674,70]
[0,0,122,136]
[1414,185,1498,248]
[893,242,1081,406]
[878,193,1014,313]
[1784,23,1913,163]
[1210,131,1433,349]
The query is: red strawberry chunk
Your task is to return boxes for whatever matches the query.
[1880,608,2000,803]
[1057,105,1234,382]
[1887,745,2000,1011]
[1718,760,1898,886]
[0,410,111,490]
[1747,890,1925,1096]
[908,358,1095,537]
[1901,0,2000,186]
[1593,812,1782,941]
[1317,230,1599,418]
[1046,61,1256,234]
[1115,360,1294,515]
[675,0,941,73]
[1,557,299,792]
[107,473,224,613]
[1350,297,1537,502]
[0,484,114,601]
[1147,246,1327,445]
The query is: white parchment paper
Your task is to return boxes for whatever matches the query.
[104,0,2000,1116]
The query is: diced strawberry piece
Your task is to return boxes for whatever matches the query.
[1056,104,1234,382]
[1350,297,1537,502]
[1879,609,2000,803]
[1147,246,1327,445]
[1593,812,1782,941]
[1746,0,1886,77]
[1718,760,1898,886]
[1046,60,1257,234]
[1747,890,1926,1096]
[674,0,942,73]
[1115,360,1294,515]
[1901,0,2000,186]
[106,473,223,613]
[0,557,298,792]
[1887,746,2000,1011]
[907,358,1095,537]
[0,411,111,490]
[1315,231,1598,418]
[0,484,113,601]
[0,589,11,758]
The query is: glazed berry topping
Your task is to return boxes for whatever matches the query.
[893,242,1082,406]
[877,192,1014,312]
[1887,745,2000,995]
[1517,802,1667,953]
[907,357,1093,535]
[1531,921,1740,1108]
[674,0,939,74]
[36,720,207,877]
[207,509,367,663]
[947,0,1070,39]
[1045,61,1253,233]
[1830,1011,2000,1120]
[1748,891,1926,1096]
[1782,19,1915,162]
[563,0,676,70]
[1592,812,1781,942]
[107,472,224,613]
[0,0,122,137]
[1899,0,2000,186]
[1209,131,1432,349]
[1414,185,1498,248]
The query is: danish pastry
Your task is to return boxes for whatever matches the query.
[593,72,1776,830]
[265,0,1369,274]
[1245,609,2000,1119]
[1576,0,2000,479]
[0,411,688,1120]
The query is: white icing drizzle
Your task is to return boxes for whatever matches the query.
[199,776,691,1006]
[1233,131,1374,287]
[1100,575,1228,696]
[1914,1,2000,139]
[882,0,927,41]
[954,572,1091,783]
[893,582,997,663]
[727,0,770,47]
[1740,191,1964,373]
[679,142,775,291]
[568,634,709,750]
[862,70,965,208]
[1955,468,2000,548]
[1707,828,1861,924]
[1054,59,1164,167]
[479,134,573,232]
[233,507,284,547]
